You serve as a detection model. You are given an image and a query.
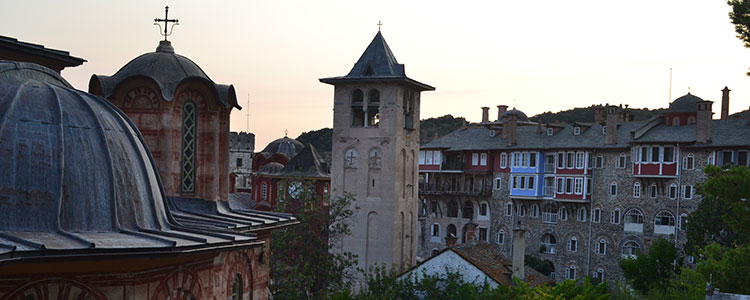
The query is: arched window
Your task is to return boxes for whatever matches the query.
[181,101,197,193]
[404,92,416,129]
[366,89,380,127]
[351,89,365,127]
[369,148,382,168]
[596,238,607,255]
[345,148,358,168]
[531,204,540,218]
[447,200,459,218]
[622,240,640,258]
[625,209,644,224]
[668,183,677,199]
[496,229,505,244]
[687,116,696,124]
[540,233,557,254]
[568,236,578,252]
[683,153,695,170]
[577,207,587,222]
[231,274,242,300]
[431,223,440,237]
[446,224,457,238]
[566,265,577,280]
[672,117,680,126]
[462,201,474,219]
[261,182,268,201]
[633,182,641,198]
[655,211,676,226]
[493,177,502,190]
[649,183,658,198]
[609,181,617,196]
[593,268,605,281]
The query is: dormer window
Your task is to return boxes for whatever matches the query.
[602,126,606,134]
[687,116,696,124]
[489,130,496,137]
[573,127,581,135]
[547,128,553,136]
[672,117,680,126]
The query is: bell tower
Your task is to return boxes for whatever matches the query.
[321,30,434,273]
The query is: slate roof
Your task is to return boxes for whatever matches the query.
[89,40,240,109]
[0,35,85,70]
[502,108,529,121]
[276,144,330,179]
[0,61,295,262]
[260,136,304,158]
[668,93,704,112]
[320,31,435,91]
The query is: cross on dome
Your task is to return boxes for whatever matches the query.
[377,20,383,31]
[154,6,179,41]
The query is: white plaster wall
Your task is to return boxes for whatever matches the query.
[400,251,499,289]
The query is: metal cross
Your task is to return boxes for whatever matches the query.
[154,6,179,41]
[284,129,288,137]
[377,21,383,31]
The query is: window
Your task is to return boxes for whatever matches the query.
[672,117,680,126]
[431,223,440,236]
[566,266,577,280]
[543,205,558,224]
[566,152,574,168]
[683,185,694,199]
[611,208,621,224]
[448,201,459,218]
[528,176,535,190]
[610,182,617,196]
[651,146,661,162]
[626,209,644,224]
[480,153,487,166]
[521,152,529,167]
[655,211,676,226]
[513,152,521,167]
[506,202,513,216]
[261,182,268,201]
[593,269,605,281]
[351,89,365,127]
[462,201,474,219]
[512,176,519,189]
[569,236,578,252]
[232,274,242,300]
[430,200,438,214]
[489,130,495,137]
[622,241,640,258]
[557,152,565,168]
[559,206,568,221]
[547,127,554,136]
[369,148,382,168]
[679,213,689,230]
[708,152,715,166]
[683,153,695,170]
[345,148,358,168]
[496,230,505,244]
[593,208,601,223]
[602,126,606,134]
[529,152,537,167]
[596,239,607,255]
[574,127,581,135]
[472,153,479,166]
[633,182,641,198]
[663,146,674,162]
[576,152,585,169]
[500,153,508,168]
[556,177,564,194]
[595,154,604,168]
[649,184,657,198]
[181,102,197,193]
[668,184,677,199]
[577,207,587,222]
[574,178,583,195]
[479,202,488,216]
[740,151,749,167]
[541,234,557,254]
[640,147,649,163]
[493,177,502,190]
[586,177,592,195]
[617,153,627,169]
[531,204,540,218]
[516,204,526,217]
[236,158,243,168]
[479,227,488,241]
[419,151,425,164]
[425,150,432,165]
[565,178,573,194]
[447,224,457,238]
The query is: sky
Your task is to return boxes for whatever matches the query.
[3,0,750,148]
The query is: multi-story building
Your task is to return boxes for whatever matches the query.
[230,131,255,192]
[418,91,750,283]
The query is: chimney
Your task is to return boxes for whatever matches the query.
[481,107,490,123]
[696,100,713,143]
[502,114,518,146]
[721,86,731,120]
[497,105,508,122]
[594,106,605,124]
[536,121,542,134]
[465,223,477,242]
[512,227,526,280]
[445,235,458,248]
[605,106,619,145]
[433,131,439,142]
[461,119,467,130]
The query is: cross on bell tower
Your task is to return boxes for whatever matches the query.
[154,6,179,41]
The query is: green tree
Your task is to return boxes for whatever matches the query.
[619,237,681,295]
[270,180,358,299]
[693,243,750,294]
[420,115,465,145]
[297,128,333,154]
[729,0,750,75]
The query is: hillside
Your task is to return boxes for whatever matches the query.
[530,105,667,124]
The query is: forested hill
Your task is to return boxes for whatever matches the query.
[530,105,667,124]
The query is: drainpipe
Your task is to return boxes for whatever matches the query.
[586,151,594,275]
[675,144,682,250]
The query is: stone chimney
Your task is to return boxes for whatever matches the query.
[536,121,542,134]
[433,132,439,142]
[605,106,619,145]
[481,107,490,123]
[445,235,458,248]
[594,106,605,124]
[497,105,508,122]
[461,119,467,130]
[721,86,731,120]
[512,227,526,280]
[502,114,518,146]
[696,100,713,143]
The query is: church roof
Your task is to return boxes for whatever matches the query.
[261,136,304,158]
[277,144,330,179]
[319,31,435,91]
[0,61,293,262]
[89,41,240,109]
[0,35,85,72]
[668,93,704,113]
[502,108,529,121]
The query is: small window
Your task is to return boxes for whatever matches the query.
[687,116,696,124]
[480,153,488,166]
[479,227,488,241]
[531,204,540,218]
[574,178,583,195]
[232,274,243,300]
[602,126,606,134]
[500,153,508,168]
[236,158,243,168]
[611,208,621,224]
[496,229,505,244]
[595,154,604,168]
[489,130,496,137]
[566,266,577,280]
[559,207,568,221]
[596,239,607,255]
[506,202,513,216]
[668,184,677,199]
[664,146,674,162]
[683,153,695,170]
[573,127,581,135]
[529,152,537,167]
[610,182,617,196]
[683,185,694,199]
[576,152,585,169]
[528,176,535,190]
[569,236,578,252]
[479,202,488,216]
[431,223,440,237]
[617,153,627,169]
[566,152,575,169]
[472,153,479,166]
[593,268,605,281]
[556,177,564,194]
[649,184,658,198]
[592,208,601,223]
[261,182,268,201]
[679,213,688,230]
[672,117,680,126]
[633,182,641,198]
[369,148,382,168]
[345,148,358,168]
[577,207,587,222]
[557,152,565,168]
[565,178,573,194]
[462,201,474,219]
[547,127,554,136]
[493,177,502,190]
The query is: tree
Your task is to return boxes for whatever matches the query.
[270,180,358,299]
[729,0,750,75]
[619,237,681,295]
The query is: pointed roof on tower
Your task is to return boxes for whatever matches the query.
[320,31,434,91]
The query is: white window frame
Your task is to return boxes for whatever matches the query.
[431,223,441,237]
[649,184,658,198]
[683,153,695,170]
[479,202,489,217]
[577,207,587,222]
[496,229,505,244]
[506,202,513,216]
[610,182,617,196]
[569,236,578,252]
[668,184,677,199]
[418,151,426,164]
[559,206,568,221]
[547,127,554,136]
[480,152,487,166]
[472,153,479,166]
[593,208,601,223]
[500,153,508,168]
[596,239,607,255]
[531,204,540,218]
[595,154,604,168]
[576,152,585,169]
[573,127,581,135]
[617,153,627,169]
[566,266,577,280]
[611,208,621,224]
[574,178,583,195]
[683,185,694,199]
[633,182,641,198]
[493,177,502,190]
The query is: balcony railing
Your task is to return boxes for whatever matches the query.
[419,183,492,196]
[543,186,555,197]
[540,243,557,254]
[542,212,558,224]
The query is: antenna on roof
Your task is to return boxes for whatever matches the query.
[246,93,251,133]
[668,68,672,105]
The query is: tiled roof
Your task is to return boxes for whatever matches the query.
[453,243,552,287]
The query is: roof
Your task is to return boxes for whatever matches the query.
[261,136,304,158]
[502,108,529,121]
[0,61,294,262]
[89,41,240,109]
[0,35,85,71]
[276,144,330,179]
[668,93,704,113]
[319,31,435,91]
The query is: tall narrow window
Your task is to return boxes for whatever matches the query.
[232,274,243,300]
[181,102,197,193]
[633,182,641,198]
[351,89,365,127]
[500,153,508,168]
[404,92,415,129]
[366,89,380,127]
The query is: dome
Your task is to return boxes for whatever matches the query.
[669,93,704,113]
[501,108,529,121]
[261,136,304,158]
[0,60,170,242]
[89,40,239,109]
[258,162,285,175]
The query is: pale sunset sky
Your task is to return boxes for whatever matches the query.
[3,0,750,148]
